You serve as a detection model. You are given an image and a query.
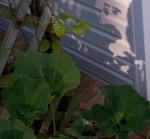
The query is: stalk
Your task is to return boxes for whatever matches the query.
[50,102,57,136]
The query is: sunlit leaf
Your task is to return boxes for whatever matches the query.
[60,12,72,20]
[71,18,90,35]
[53,20,66,37]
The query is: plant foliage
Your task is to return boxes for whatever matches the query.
[60,12,90,36]
[3,77,51,125]
[66,86,150,139]
[13,52,80,95]
[0,119,37,139]
[0,52,80,138]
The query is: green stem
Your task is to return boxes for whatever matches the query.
[50,102,57,136]
[43,94,65,135]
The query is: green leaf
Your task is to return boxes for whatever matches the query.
[101,86,150,130]
[3,77,51,124]
[92,86,150,138]
[40,39,50,52]
[65,119,94,138]
[53,20,66,37]
[68,86,150,139]
[117,132,128,139]
[60,12,72,20]
[71,26,83,36]
[0,119,37,139]
[52,41,61,53]
[59,12,90,36]
[91,105,117,137]
[80,109,93,121]
[14,52,80,96]
[23,129,37,139]
[71,19,90,35]
[4,52,80,125]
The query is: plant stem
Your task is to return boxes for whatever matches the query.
[50,102,57,136]
[41,95,63,135]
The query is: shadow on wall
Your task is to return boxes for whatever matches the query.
[101,0,145,84]
[56,0,145,93]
